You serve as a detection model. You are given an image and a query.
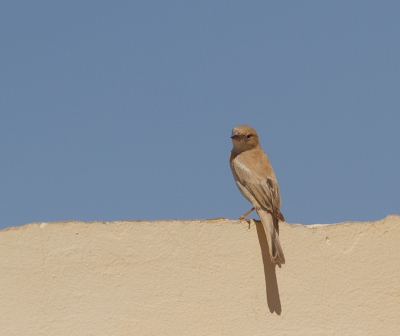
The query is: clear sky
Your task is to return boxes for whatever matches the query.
[1,1,399,229]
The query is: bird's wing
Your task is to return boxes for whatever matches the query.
[231,154,282,217]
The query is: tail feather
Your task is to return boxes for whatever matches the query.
[257,209,285,265]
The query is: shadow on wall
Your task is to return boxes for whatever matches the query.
[255,220,282,315]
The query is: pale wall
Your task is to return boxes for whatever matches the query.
[1,216,399,335]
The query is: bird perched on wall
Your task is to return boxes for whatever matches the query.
[229,125,285,265]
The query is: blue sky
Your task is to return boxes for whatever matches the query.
[1,1,399,229]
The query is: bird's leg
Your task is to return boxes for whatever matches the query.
[239,207,255,220]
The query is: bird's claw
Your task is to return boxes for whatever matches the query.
[238,217,252,229]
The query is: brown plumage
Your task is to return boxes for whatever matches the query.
[229,125,285,265]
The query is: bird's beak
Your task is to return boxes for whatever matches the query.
[231,132,240,140]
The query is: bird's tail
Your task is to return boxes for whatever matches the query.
[257,209,285,265]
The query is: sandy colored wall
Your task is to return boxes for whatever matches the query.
[0,215,399,335]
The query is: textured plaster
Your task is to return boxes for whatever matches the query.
[1,215,399,335]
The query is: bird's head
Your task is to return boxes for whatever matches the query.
[231,125,260,152]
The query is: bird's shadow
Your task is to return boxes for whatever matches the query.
[254,219,282,315]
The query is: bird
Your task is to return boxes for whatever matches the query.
[229,125,285,265]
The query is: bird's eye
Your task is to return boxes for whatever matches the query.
[246,134,251,139]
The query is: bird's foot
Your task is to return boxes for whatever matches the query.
[238,217,252,229]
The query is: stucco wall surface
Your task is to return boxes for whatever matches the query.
[0,215,399,335]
